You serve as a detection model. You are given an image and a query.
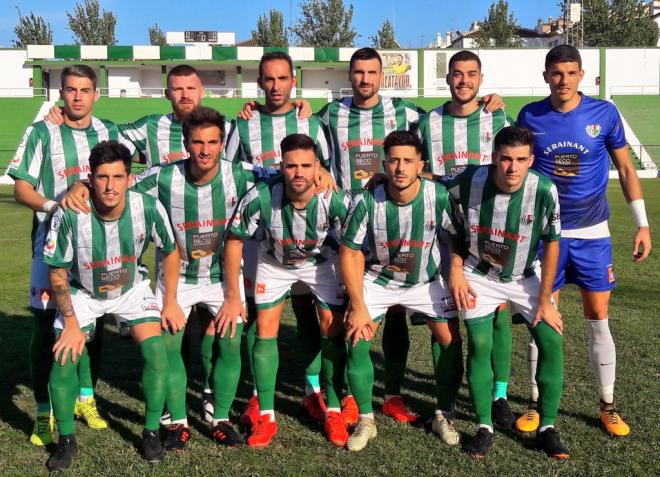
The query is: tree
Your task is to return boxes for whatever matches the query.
[370,19,398,49]
[292,0,357,47]
[66,0,117,45]
[251,9,288,47]
[473,0,522,47]
[13,11,53,47]
[565,0,659,47]
[148,23,167,46]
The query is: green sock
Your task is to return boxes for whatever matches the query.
[321,335,347,409]
[200,332,215,391]
[491,306,512,399]
[77,318,104,397]
[431,339,464,411]
[50,345,83,435]
[347,339,374,414]
[244,297,258,391]
[30,309,56,408]
[466,318,495,427]
[292,294,322,392]
[163,329,187,421]
[254,337,279,411]
[382,308,409,395]
[213,323,244,420]
[140,335,168,431]
[530,322,564,427]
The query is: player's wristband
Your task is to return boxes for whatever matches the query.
[42,200,58,214]
[628,199,649,228]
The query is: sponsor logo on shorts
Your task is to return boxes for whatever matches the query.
[607,266,615,283]
[40,288,53,302]
[585,124,601,138]
[440,296,458,313]
[141,300,160,312]
[256,283,266,295]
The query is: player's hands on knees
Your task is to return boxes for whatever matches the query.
[533,301,563,336]
[314,167,339,198]
[291,99,312,119]
[161,301,186,334]
[53,325,86,365]
[448,267,477,311]
[480,93,505,113]
[44,106,65,125]
[238,101,259,120]
[344,301,374,346]
[216,296,245,339]
[632,226,651,263]
[61,181,91,214]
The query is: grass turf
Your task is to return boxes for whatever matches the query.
[0,98,45,172]
[0,180,658,475]
[613,96,660,167]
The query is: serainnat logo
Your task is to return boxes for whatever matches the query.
[585,124,601,138]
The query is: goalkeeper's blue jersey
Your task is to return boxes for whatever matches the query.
[517,94,627,230]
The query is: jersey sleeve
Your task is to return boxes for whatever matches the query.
[417,113,431,163]
[329,190,351,238]
[131,165,160,198]
[151,199,176,253]
[341,193,370,250]
[310,115,332,168]
[224,120,245,164]
[7,123,47,186]
[42,209,74,268]
[540,183,561,242]
[118,116,149,158]
[228,184,264,239]
[436,184,459,238]
[605,104,627,151]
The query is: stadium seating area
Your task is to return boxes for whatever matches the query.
[1,95,657,173]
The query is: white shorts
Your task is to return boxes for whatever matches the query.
[462,270,552,324]
[363,276,457,322]
[30,257,57,310]
[254,257,345,310]
[156,279,245,324]
[54,279,161,333]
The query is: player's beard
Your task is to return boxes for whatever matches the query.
[451,85,478,105]
[288,176,314,195]
[353,84,378,102]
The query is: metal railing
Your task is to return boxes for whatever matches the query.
[609,85,660,96]
[0,87,47,97]
[96,87,242,98]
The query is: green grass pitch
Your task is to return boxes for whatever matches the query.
[0,180,658,475]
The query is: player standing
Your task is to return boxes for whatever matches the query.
[9,65,134,445]
[43,141,182,470]
[339,130,460,451]
[448,126,568,459]
[516,45,652,436]
[224,52,337,428]
[221,133,351,448]
[415,50,516,436]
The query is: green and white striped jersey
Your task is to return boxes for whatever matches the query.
[418,104,512,177]
[448,165,561,283]
[225,108,330,170]
[42,190,176,299]
[119,113,232,167]
[8,118,135,257]
[318,96,424,193]
[341,178,456,287]
[133,159,256,284]
[229,177,351,268]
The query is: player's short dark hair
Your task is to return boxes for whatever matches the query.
[349,47,382,71]
[448,50,481,72]
[167,65,200,86]
[383,130,422,155]
[494,126,534,152]
[280,133,316,159]
[182,106,226,143]
[259,51,294,78]
[89,140,132,175]
[61,65,97,90]
[545,44,582,70]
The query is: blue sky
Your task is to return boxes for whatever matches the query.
[1,0,562,48]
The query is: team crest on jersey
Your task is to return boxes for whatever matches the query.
[481,132,493,143]
[388,119,397,129]
[521,214,535,225]
[317,222,330,232]
[426,220,436,230]
[585,124,601,138]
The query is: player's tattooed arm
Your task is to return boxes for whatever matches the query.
[49,266,87,365]
[533,239,563,335]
